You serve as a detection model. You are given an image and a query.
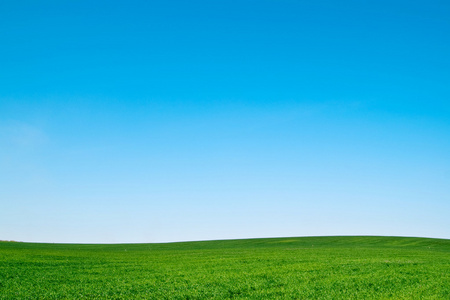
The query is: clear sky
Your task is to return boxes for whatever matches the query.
[1,0,449,243]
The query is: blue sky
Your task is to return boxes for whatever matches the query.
[1,0,449,243]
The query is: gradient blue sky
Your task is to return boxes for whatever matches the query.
[1,0,449,243]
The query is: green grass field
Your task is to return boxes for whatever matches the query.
[1,236,449,299]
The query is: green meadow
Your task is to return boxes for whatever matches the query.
[0,236,449,299]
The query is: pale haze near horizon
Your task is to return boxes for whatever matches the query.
[1,0,449,243]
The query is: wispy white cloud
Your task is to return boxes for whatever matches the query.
[1,122,48,148]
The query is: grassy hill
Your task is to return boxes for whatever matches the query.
[1,236,449,299]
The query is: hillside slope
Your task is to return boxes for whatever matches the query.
[1,236,449,299]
